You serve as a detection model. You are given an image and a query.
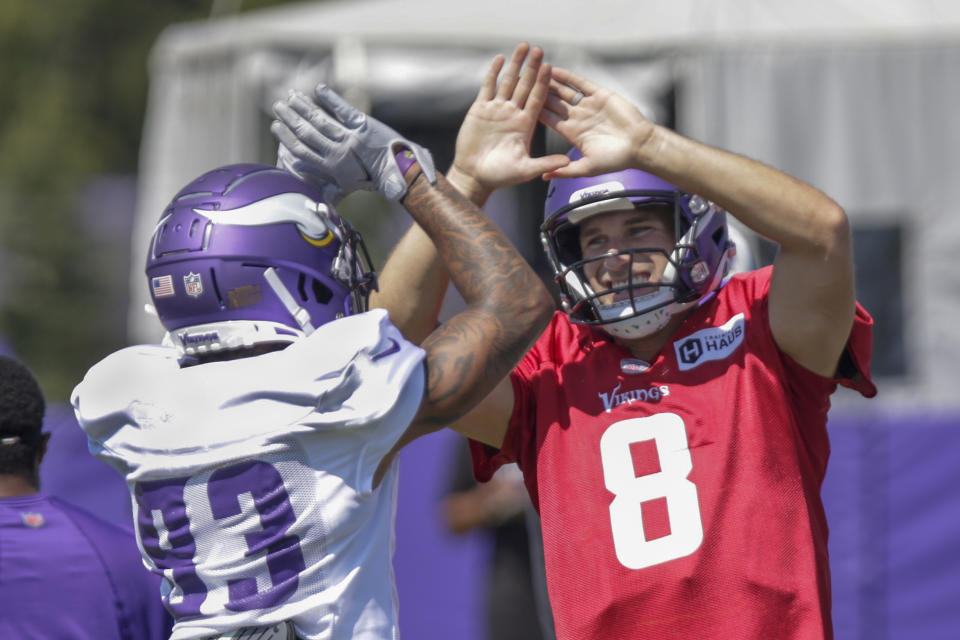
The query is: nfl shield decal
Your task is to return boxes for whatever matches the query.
[184,272,204,298]
[21,512,45,528]
[620,358,651,374]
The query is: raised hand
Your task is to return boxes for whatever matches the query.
[272,86,436,202]
[447,42,569,204]
[539,66,658,179]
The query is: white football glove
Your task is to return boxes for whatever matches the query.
[271,85,436,202]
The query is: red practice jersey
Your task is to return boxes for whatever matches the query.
[471,266,876,640]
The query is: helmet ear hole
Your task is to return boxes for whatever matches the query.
[209,269,225,309]
[292,275,333,304]
[712,227,726,247]
[312,279,332,304]
[296,273,308,302]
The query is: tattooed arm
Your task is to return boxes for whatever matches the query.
[367,170,553,486]
[394,172,552,444]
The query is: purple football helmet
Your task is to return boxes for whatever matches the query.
[146,163,376,355]
[541,149,733,339]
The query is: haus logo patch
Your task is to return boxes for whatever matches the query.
[673,313,745,371]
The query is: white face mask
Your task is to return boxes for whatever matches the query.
[595,291,693,339]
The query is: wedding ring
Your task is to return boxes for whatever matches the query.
[571,90,585,106]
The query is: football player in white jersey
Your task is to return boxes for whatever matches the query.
[71,81,554,639]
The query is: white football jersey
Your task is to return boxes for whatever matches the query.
[71,309,425,640]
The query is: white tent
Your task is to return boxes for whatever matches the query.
[133,0,960,408]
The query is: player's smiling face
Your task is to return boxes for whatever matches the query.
[577,206,674,305]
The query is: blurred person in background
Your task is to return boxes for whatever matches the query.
[353,42,878,639]
[443,438,554,640]
[0,355,171,640]
[72,82,553,639]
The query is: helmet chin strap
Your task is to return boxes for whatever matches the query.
[596,293,675,339]
[263,267,316,334]
[601,311,672,339]
[575,257,680,339]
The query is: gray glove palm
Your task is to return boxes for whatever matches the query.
[271,85,436,202]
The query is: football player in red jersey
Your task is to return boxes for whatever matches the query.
[285,42,878,640]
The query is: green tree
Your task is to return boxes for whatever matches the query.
[0,0,294,401]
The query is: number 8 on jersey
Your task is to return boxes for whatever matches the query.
[599,413,704,569]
